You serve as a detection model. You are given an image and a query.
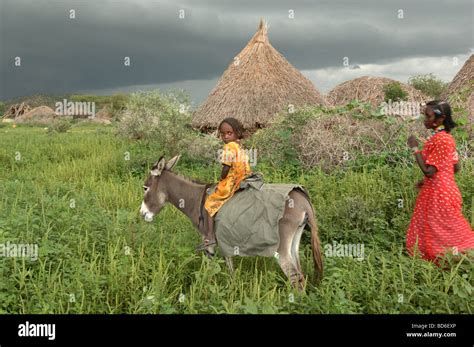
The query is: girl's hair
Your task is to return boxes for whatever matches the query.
[426,100,456,132]
[218,117,245,139]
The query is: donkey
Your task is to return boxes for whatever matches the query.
[139,155,323,289]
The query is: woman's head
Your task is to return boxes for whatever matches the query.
[423,100,456,132]
[218,117,244,143]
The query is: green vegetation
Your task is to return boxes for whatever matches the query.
[408,74,448,99]
[0,91,472,314]
[2,93,131,120]
[383,82,408,102]
[46,119,73,134]
[70,93,129,116]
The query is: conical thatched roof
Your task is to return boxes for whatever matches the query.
[441,54,473,119]
[192,19,324,130]
[441,55,473,99]
[327,76,427,108]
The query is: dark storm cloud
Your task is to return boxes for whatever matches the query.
[0,0,472,99]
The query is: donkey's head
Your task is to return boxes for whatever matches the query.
[139,155,181,222]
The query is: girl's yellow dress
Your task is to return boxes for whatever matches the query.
[204,141,251,217]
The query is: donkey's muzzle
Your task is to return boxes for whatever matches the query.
[140,202,154,222]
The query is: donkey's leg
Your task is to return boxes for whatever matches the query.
[225,256,234,274]
[278,216,304,291]
[278,191,311,291]
[291,219,307,288]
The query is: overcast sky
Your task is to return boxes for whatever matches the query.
[1,0,472,105]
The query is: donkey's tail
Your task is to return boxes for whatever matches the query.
[307,204,323,282]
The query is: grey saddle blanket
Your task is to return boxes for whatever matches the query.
[208,173,308,257]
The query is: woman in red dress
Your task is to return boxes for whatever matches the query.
[406,100,474,263]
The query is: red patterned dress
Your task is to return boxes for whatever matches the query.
[406,131,474,262]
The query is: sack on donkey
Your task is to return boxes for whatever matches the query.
[208,172,309,257]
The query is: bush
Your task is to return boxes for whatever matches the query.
[383,82,408,102]
[180,133,222,165]
[117,90,221,163]
[117,90,189,140]
[297,114,424,171]
[408,74,448,99]
[47,119,72,133]
[249,104,429,172]
[247,106,321,169]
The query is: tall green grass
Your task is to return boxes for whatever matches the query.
[0,124,472,313]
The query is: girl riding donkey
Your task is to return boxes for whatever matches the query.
[196,117,252,256]
[139,118,323,289]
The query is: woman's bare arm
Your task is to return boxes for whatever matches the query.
[414,152,437,177]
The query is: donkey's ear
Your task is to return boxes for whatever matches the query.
[151,157,166,176]
[165,154,181,171]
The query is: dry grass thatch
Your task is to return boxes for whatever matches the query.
[192,19,325,130]
[297,115,431,172]
[441,55,473,99]
[441,54,473,120]
[327,76,428,108]
[2,102,31,119]
[15,106,57,124]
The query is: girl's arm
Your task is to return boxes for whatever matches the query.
[414,152,437,177]
[221,164,230,180]
[408,135,437,177]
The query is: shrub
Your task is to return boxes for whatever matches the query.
[408,74,448,99]
[247,106,321,168]
[383,82,408,102]
[117,90,222,164]
[296,112,429,171]
[117,90,190,141]
[47,119,72,133]
[248,104,433,172]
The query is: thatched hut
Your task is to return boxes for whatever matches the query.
[1,102,31,119]
[327,76,427,108]
[15,106,57,124]
[441,54,473,119]
[192,19,325,130]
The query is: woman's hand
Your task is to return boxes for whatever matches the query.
[407,135,419,149]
